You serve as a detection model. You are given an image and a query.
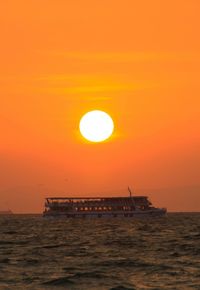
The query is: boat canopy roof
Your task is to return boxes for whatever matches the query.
[46,196,148,200]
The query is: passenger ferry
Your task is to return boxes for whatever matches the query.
[43,189,166,218]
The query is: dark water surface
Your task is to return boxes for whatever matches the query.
[0,213,200,290]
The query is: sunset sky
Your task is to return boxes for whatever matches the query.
[0,0,200,212]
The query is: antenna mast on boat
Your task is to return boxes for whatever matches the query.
[128,186,133,197]
[128,186,136,209]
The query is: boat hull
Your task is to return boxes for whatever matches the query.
[43,208,167,218]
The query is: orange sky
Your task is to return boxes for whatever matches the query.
[0,0,200,213]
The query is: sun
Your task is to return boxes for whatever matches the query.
[79,110,114,142]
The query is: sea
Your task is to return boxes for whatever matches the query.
[0,213,200,290]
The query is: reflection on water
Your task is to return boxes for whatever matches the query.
[0,213,200,289]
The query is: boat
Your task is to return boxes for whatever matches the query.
[43,188,166,218]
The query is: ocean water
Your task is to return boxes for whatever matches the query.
[0,214,200,290]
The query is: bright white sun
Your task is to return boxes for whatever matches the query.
[79,110,114,142]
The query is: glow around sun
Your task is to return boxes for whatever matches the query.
[79,110,114,142]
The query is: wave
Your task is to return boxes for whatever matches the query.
[109,286,136,290]
[42,277,74,286]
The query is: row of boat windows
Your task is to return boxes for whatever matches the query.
[48,214,139,218]
[49,206,148,211]
[48,198,148,204]
[76,206,134,211]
